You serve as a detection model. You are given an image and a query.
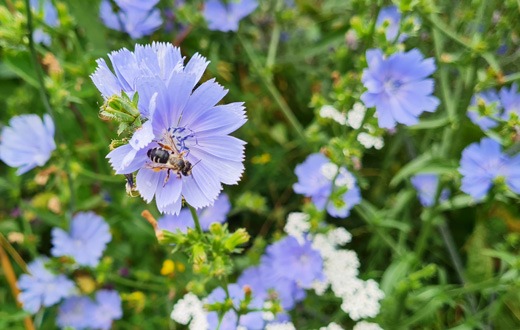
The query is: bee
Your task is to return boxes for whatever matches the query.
[147,146,195,184]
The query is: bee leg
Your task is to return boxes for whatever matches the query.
[163,169,171,187]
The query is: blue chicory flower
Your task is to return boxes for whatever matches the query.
[91,290,123,330]
[411,173,450,207]
[238,263,305,310]
[17,258,76,313]
[458,138,520,199]
[99,0,162,39]
[499,83,520,118]
[91,42,208,119]
[293,153,361,218]
[57,296,98,329]
[30,0,59,46]
[158,193,231,232]
[51,212,112,267]
[102,49,247,214]
[376,5,404,42]
[263,236,324,289]
[57,290,123,330]
[203,0,258,32]
[466,89,502,131]
[361,49,439,129]
[0,114,56,175]
[206,284,264,330]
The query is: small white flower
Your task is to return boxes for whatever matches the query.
[312,279,329,296]
[353,321,384,330]
[265,322,297,330]
[171,293,208,329]
[262,301,275,321]
[335,168,355,189]
[321,162,339,180]
[347,103,366,129]
[284,212,311,244]
[340,279,385,320]
[320,105,347,125]
[357,132,384,150]
[320,322,345,330]
[327,227,352,246]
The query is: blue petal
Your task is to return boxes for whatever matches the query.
[136,168,161,202]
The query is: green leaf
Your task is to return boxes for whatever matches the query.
[3,52,38,87]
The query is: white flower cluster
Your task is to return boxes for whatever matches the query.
[347,103,366,129]
[320,105,347,125]
[353,321,384,330]
[265,322,297,330]
[170,293,208,330]
[311,228,384,321]
[357,125,384,150]
[284,212,311,244]
[320,322,345,330]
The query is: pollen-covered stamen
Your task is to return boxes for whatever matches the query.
[166,126,196,154]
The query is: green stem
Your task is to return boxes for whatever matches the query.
[238,34,305,139]
[188,204,204,237]
[437,221,478,313]
[266,0,283,70]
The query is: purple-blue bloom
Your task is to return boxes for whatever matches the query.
[238,260,305,310]
[17,258,76,314]
[293,153,361,218]
[91,42,209,119]
[203,0,258,32]
[264,236,323,289]
[411,173,450,207]
[376,5,404,42]
[30,0,59,46]
[361,49,439,129]
[57,296,97,329]
[91,290,123,330]
[459,138,510,199]
[499,83,520,118]
[102,49,246,214]
[206,284,264,330]
[99,0,162,39]
[158,193,231,232]
[467,89,501,131]
[0,114,56,175]
[51,212,112,267]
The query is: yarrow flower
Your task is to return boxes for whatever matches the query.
[411,173,450,207]
[171,293,208,329]
[100,0,162,39]
[158,193,231,232]
[353,321,384,330]
[293,153,361,218]
[17,258,75,313]
[30,0,59,46]
[92,44,247,214]
[51,212,112,267]
[0,114,56,175]
[467,84,520,131]
[203,0,258,32]
[361,49,439,129]
[459,138,520,199]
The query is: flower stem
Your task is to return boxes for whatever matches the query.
[24,0,76,215]
[188,204,204,237]
[238,34,305,140]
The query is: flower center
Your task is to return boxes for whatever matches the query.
[166,126,196,154]
[384,78,403,94]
